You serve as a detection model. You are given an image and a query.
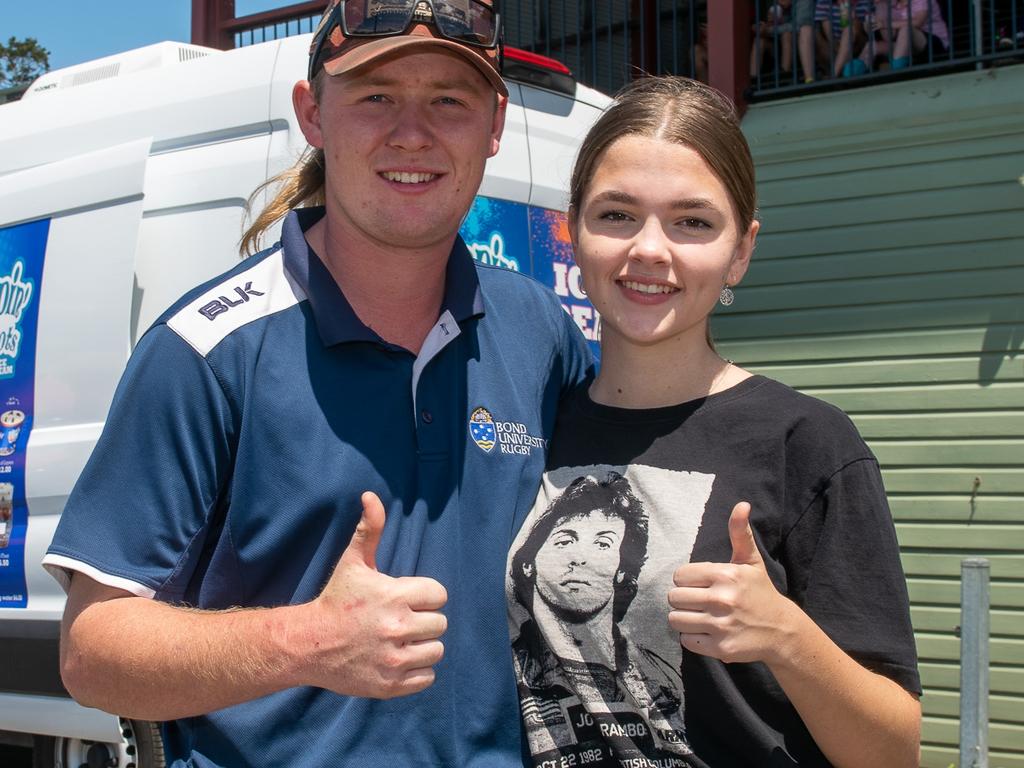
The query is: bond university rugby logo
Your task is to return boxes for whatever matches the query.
[469,407,496,452]
[469,407,548,456]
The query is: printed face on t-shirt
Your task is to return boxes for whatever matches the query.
[533,510,625,622]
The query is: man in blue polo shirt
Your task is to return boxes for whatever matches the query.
[43,1,592,765]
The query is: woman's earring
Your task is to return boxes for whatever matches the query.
[719,286,735,306]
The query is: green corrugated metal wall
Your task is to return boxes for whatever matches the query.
[722,64,1024,768]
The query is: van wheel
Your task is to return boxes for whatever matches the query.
[32,719,165,768]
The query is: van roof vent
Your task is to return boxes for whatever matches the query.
[67,62,121,88]
[179,47,211,63]
[23,42,218,99]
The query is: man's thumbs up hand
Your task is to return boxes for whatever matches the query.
[341,491,387,571]
[668,502,795,665]
[301,492,448,699]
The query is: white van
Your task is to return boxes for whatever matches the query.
[0,34,607,766]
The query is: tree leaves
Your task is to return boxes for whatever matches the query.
[0,36,50,88]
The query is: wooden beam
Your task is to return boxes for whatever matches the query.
[707,0,750,114]
[191,0,236,50]
[630,0,660,77]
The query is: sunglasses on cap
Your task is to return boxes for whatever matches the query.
[308,0,502,82]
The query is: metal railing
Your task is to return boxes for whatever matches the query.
[750,0,1024,99]
[224,0,1022,99]
[501,0,704,95]
[233,13,322,48]
[229,0,706,96]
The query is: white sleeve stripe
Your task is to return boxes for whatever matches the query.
[166,249,307,357]
[41,554,157,599]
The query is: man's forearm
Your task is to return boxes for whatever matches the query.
[61,593,309,720]
[60,501,448,721]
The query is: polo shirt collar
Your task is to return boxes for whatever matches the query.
[281,207,485,348]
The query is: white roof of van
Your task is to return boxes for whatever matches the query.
[0,35,609,179]
[23,42,220,99]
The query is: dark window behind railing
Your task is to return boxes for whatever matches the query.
[749,0,1024,99]
[224,0,1022,99]
[501,1,704,95]
[229,1,706,96]
[233,13,321,48]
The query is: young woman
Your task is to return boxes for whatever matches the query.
[506,76,921,768]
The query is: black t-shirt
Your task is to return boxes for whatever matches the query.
[506,375,920,768]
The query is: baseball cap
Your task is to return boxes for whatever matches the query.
[308,0,508,97]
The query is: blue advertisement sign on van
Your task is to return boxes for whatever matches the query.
[462,196,601,358]
[0,218,48,608]
[527,206,602,348]
[462,196,530,274]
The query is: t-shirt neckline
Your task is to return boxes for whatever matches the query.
[574,374,769,424]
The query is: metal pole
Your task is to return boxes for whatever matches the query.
[972,0,984,69]
[959,558,990,768]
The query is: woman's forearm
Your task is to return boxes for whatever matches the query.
[767,606,921,768]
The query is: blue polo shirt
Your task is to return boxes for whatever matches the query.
[44,207,593,768]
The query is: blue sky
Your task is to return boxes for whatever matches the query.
[3,0,293,71]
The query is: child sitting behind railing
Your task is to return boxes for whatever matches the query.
[846,0,950,75]
[817,0,873,79]
[750,0,795,79]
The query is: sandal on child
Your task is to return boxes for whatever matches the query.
[842,59,869,76]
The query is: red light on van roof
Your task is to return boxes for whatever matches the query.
[503,47,572,75]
